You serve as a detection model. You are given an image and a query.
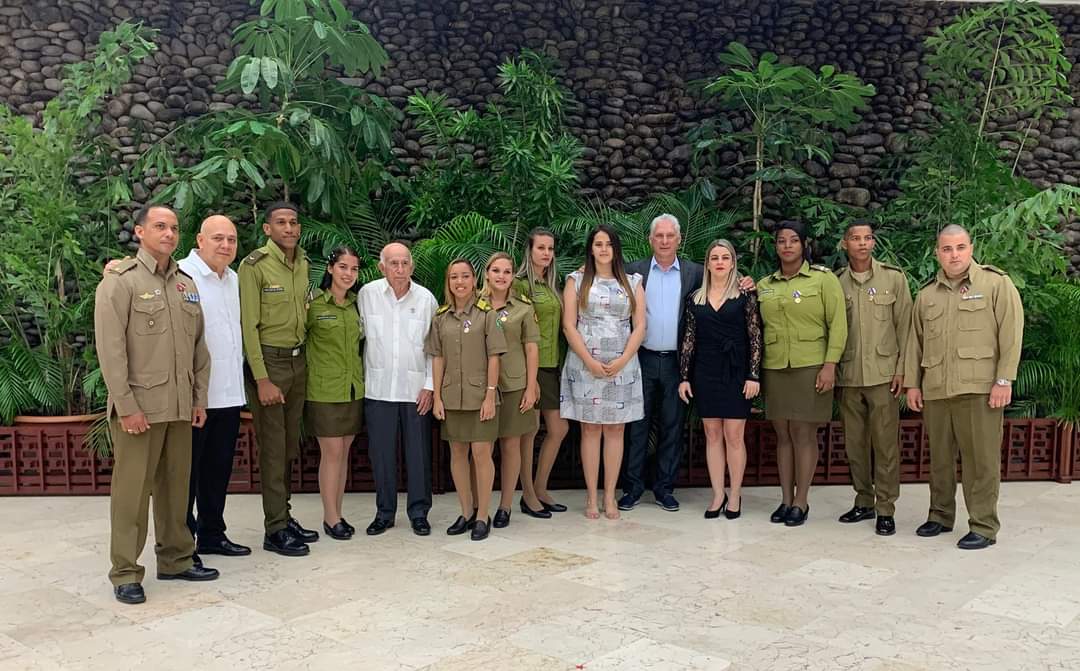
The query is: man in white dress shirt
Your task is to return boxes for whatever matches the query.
[358,242,438,536]
[179,215,251,559]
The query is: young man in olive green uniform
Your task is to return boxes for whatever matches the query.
[239,201,319,556]
[905,225,1023,550]
[95,205,219,605]
[835,222,912,536]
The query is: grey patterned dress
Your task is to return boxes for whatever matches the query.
[560,271,645,424]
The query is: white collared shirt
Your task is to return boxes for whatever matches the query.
[178,250,245,409]
[358,277,437,402]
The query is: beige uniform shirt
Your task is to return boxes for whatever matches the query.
[492,293,540,393]
[904,262,1024,401]
[94,247,211,423]
[836,259,913,387]
[424,297,508,411]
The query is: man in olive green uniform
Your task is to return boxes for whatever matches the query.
[239,201,319,556]
[835,221,912,536]
[905,224,1023,550]
[95,205,219,605]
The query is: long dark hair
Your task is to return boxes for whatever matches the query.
[578,224,635,313]
[319,246,361,291]
[774,220,813,264]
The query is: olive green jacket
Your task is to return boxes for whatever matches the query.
[238,241,309,380]
[305,290,364,403]
[757,262,848,370]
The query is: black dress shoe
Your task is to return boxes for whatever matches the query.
[411,517,431,536]
[915,520,953,537]
[196,537,252,557]
[340,518,356,535]
[287,518,319,543]
[876,516,896,536]
[471,517,491,541]
[705,494,728,519]
[192,552,203,568]
[540,500,568,513]
[158,565,220,581]
[263,529,310,556]
[493,508,511,528]
[114,582,145,604]
[784,504,809,527]
[838,506,876,524]
[323,520,353,540]
[446,513,476,536]
[520,499,553,519]
[365,518,394,536]
[724,497,742,520]
[770,503,791,524]
[957,531,996,550]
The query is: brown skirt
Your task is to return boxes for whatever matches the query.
[305,400,363,437]
[498,388,539,437]
[442,409,499,443]
[537,366,561,410]
[763,366,834,423]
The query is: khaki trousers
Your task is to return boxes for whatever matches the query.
[838,383,901,516]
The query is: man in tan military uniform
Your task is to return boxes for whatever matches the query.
[835,221,912,536]
[905,224,1023,550]
[239,201,319,556]
[95,205,218,605]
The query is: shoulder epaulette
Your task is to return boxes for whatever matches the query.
[241,249,268,266]
[880,262,904,274]
[516,292,532,305]
[107,257,138,275]
[810,264,831,273]
[920,277,937,289]
[475,298,492,311]
[983,264,1008,276]
[436,304,451,315]
[177,268,194,280]
[835,266,849,277]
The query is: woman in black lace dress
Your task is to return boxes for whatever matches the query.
[678,240,762,519]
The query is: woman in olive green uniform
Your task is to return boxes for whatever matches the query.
[426,259,508,541]
[305,246,365,541]
[481,252,544,528]
[515,228,569,514]
[756,221,847,527]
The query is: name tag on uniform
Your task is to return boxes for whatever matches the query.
[263,285,285,293]
[316,314,337,321]
[760,288,774,295]
[962,294,984,300]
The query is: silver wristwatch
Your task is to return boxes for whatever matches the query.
[994,378,1011,387]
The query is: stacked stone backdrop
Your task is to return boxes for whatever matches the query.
[1,0,1079,266]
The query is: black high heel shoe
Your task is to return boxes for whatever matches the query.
[520,499,553,519]
[705,494,729,519]
[724,497,741,520]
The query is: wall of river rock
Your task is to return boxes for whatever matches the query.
[1,0,1079,269]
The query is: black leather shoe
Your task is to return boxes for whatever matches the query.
[287,518,319,543]
[114,582,145,604]
[876,516,896,536]
[957,531,996,550]
[323,520,353,540]
[365,518,394,536]
[493,508,511,528]
[705,494,728,519]
[196,537,252,557]
[192,552,203,568]
[411,517,431,536]
[263,529,310,556]
[340,518,356,535]
[838,506,876,524]
[770,503,791,524]
[540,500,568,513]
[784,504,809,527]
[724,497,742,520]
[158,565,220,581]
[915,520,953,537]
[446,513,476,536]
[520,499,553,519]
[471,517,491,541]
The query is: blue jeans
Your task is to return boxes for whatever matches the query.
[623,349,686,498]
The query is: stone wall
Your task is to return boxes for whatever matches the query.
[2,0,1079,267]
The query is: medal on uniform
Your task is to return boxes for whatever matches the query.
[792,290,802,304]
[463,319,472,334]
[868,287,877,302]
[498,310,509,323]
[153,289,161,296]
[176,282,186,293]
[960,284,969,295]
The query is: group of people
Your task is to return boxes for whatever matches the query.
[94,201,1023,606]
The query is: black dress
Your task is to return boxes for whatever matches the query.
[679,292,763,419]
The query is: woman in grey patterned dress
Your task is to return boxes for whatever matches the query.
[560,225,646,520]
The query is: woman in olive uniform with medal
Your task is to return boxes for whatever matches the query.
[304,246,365,541]
[481,252,545,528]
[756,221,847,527]
[426,259,508,541]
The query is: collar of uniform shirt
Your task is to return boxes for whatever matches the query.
[650,255,680,273]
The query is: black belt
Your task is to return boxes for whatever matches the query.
[262,344,305,357]
[641,348,677,356]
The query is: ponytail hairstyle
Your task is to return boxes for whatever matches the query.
[515,227,562,305]
[774,220,813,264]
[319,245,362,292]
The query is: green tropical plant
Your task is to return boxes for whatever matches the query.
[1014,282,1080,428]
[0,21,156,424]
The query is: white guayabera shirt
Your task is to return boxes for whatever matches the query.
[357,278,437,403]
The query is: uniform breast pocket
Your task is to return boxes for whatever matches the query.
[797,286,822,310]
[758,293,781,322]
[957,346,996,383]
[132,300,166,336]
[922,303,945,338]
[873,293,896,320]
[957,299,988,331]
[181,303,202,337]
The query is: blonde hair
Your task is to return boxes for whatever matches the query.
[441,258,476,307]
[692,239,742,305]
[515,228,562,306]
[479,251,514,299]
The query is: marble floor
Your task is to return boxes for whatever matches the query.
[2,482,1079,670]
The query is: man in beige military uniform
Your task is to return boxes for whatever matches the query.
[835,221,912,537]
[239,201,319,556]
[905,224,1023,550]
[95,205,218,605]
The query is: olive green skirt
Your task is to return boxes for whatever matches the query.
[442,409,499,443]
[498,388,539,437]
[763,366,834,423]
[305,400,364,437]
[537,366,561,410]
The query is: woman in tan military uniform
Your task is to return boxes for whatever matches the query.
[756,221,847,527]
[480,252,542,528]
[304,246,364,541]
[426,259,507,541]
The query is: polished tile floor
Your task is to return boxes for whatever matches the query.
[2,482,1079,670]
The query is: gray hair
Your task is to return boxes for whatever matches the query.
[649,213,681,237]
[379,241,413,265]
